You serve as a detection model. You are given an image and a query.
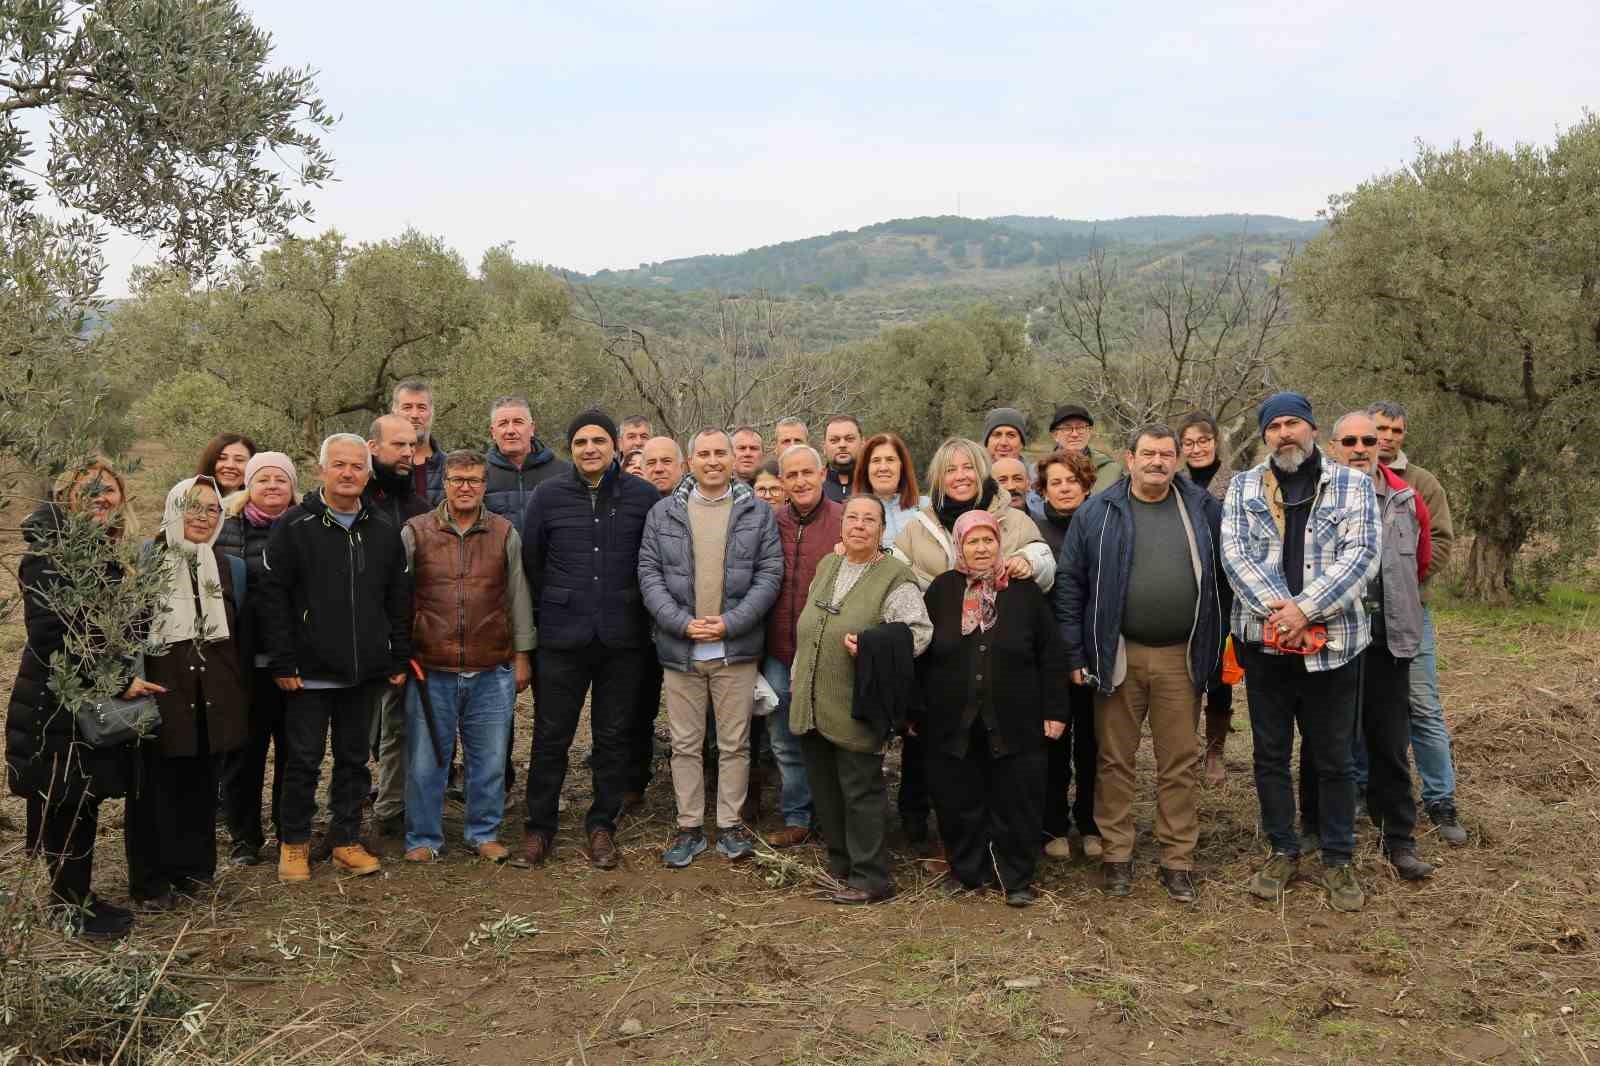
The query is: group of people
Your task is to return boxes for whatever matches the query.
[7,378,1470,939]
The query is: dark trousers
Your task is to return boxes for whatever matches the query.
[801,732,891,895]
[28,794,98,907]
[1043,683,1098,839]
[929,733,1046,892]
[525,642,643,837]
[221,668,288,848]
[125,737,219,899]
[1238,644,1360,865]
[279,684,374,846]
[897,733,931,830]
[1301,648,1418,854]
[626,653,664,794]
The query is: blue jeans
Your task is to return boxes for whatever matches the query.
[405,665,515,852]
[1407,607,1456,806]
[760,657,813,828]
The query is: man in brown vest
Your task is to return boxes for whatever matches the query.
[399,450,534,863]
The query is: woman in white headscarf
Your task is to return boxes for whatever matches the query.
[123,476,251,911]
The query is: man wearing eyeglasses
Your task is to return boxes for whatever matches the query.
[1299,413,1435,882]
[397,449,534,866]
[1049,404,1122,494]
[1219,392,1380,913]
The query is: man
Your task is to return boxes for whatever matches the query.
[1220,392,1380,912]
[484,395,571,533]
[639,436,685,497]
[732,426,765,484]
[1057,424,1224,903]
[821,415,864,502]
[364,414,433,836]
[773,418,808,458]
[1304,413,1435,881]
[521,411,660,869]
[619,415,653,456]
[982,408,1027,463]
[638,428,782,867]
[1050,404,1121,493]
[1368,400,1468,845]
[761,444,843,847]
[262,433,412,884]
[393,379,445,503]
[992,456,1030,510]
[400,450,534,864]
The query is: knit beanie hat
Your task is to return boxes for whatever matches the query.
[1257,392,1316,439]
[982,407,1028,446]
[244,451,297,488]
[566,409,619,448]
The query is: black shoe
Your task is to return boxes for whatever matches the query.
[1005,887,1036,908]
[75,898,135,941]
[1158,867,1197,903]
[1387,849,1435,881]
[134,890,180,913]
[229,840,261,866]
[1101,861,1134,897]
[1426,802,1468,846]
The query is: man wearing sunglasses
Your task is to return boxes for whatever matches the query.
[1302,413,1436,882]
[1219,392,1380,912]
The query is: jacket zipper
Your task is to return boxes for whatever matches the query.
[456,526,468,671]
[347,524,360,682]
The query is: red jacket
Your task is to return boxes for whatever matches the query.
[765,498,844,666]
[1379,464,1432,583]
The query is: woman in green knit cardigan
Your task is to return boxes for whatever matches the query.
[789,496,932,904]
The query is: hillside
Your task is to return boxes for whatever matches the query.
[561,213,1321,297]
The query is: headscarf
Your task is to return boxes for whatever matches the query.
[151,476,230,648]
[952,509,1008,635]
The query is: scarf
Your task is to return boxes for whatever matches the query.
[151,476,230,648]
[936,478,998,531]
[1042,501,1076,530]
[242,500,282,528]
[952,509,1008,635]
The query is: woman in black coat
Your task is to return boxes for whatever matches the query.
[6,458,164,940]
[917,510,1069,907]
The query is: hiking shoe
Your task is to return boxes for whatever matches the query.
[1427,802,1468,846]
[716,825,757,862]
[587,829,618,870]
[278,842,311,883]
[663,828,708,868]
[1387,849,1435,881]
[518,833,550,868]
[332,843,381,876]
[476,841,510,864]
[1203,745,1226,788]
[1323,863,1365,911]
[1158,867,1197,903]
[229,840,261,866]
[768,825,813,849]
[1298,827,1322,857]
[1100,861,1134,897]
[1043,836,1072,860]
[1005,887,1037,908]
[403,846,439,863]
[1079,834,1103,860]
[1248,851,1298,902]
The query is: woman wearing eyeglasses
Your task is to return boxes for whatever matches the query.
[1177,412,1238,788]
[126,476,251,911]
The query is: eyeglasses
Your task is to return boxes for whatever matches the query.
[1180,436,1214,449]
[185,506,223,519]
[444,476,486,488]
[1056,424,1090,435]
[1337,435,1379,448]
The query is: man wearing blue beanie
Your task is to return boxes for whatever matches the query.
[1218,391,1381,913]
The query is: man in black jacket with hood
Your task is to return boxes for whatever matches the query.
[263,433,412,885]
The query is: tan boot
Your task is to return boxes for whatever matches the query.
[1203,711,1229,788]
[277,842,311,883]
[332,843,381,876]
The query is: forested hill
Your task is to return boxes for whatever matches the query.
[562,213,1322,295]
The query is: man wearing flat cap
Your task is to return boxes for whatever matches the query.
[1218,392,1380,913]
[519,409,662,870]
[1048,404,1121,494]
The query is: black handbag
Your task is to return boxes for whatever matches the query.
[74,655,162,747]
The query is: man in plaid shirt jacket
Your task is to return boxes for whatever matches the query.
[1219,393,1380,913]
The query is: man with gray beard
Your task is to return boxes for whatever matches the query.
[1219,393,1380,913]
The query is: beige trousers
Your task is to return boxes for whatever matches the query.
[662,659,756,829]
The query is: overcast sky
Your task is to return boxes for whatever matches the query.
[97,0,1599,292]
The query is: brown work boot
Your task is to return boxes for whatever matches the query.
[1203,717,1229,788]
[520,832,550,867]
[588,828,619,869]
[277,842,311,883]
[767,825,812,849]
[403,846,438,863]
[332,843,381,876]
[476,841,510,864]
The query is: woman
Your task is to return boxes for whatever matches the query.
[851,432,922,549]
[1031,450,1103,860]
[215,451,299,864]
[196,433,258,495]
[789,496,931,904]
[1176,411,1236,787]
[891,437,1054,593]
[752,458,787,508]
[919,511,1069,907]
[125,477,250,909]
[6,457,163,939]
[622,449,644,478]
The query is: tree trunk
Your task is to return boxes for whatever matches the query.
[1463,535,1515,604]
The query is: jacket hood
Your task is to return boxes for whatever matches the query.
[299,487,372,524]
[1377,463,1411,496]
[488,439,557,473]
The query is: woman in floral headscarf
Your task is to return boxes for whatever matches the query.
[916,509,1070,907]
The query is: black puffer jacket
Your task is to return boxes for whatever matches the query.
[217,509,281,650]
[259,489,412,684]
[484,441,570,535]
[5,504,135,802]
[521,461,659,650]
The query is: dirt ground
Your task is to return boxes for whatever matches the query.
[1,489,1598,1062]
